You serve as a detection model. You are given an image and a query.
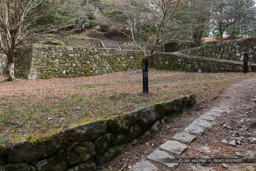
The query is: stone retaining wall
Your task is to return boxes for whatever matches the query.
[3,42,255,80]
[15,45,143,80]
[181,38,256,63]
[153,52,256,73]
[0,95,196,171]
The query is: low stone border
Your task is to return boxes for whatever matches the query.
[0,95,196,171]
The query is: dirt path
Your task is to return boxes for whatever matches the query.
[103,77,256,171]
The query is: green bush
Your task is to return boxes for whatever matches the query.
[40,38,65,45]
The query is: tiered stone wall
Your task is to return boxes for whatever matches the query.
[13,45,255,80]
[153,52,256,73]
[15,45,144,80]
[181,38,256,62]
[0,95,196,171]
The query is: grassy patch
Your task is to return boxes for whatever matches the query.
[0,70,255,145]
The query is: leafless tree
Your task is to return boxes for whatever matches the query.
[189,0,211,45]
[123,0,181,66]
[210,0,256,42]
[0,0,45,81]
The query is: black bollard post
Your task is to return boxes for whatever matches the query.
[142,59,149,93]
[243,53,249,73]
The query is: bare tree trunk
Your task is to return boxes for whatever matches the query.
[7,62,15,81]
[193,23,205,46]
[193,31,202,46]
[7,53,15,81]
[219,26,224,43]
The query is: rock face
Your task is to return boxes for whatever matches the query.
[0,95,196,171]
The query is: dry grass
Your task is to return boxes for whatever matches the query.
[0,70,255,144]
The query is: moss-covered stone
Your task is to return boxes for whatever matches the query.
[165,98,183,115]
[182,96,189,108]
[188,95,197,107]
[7,132,68,163]
[97,145,129,165]
[67,142,96,165]
[67,159,96,171]
[94,134,114,154]
[66,120,107,143]
[107,112,138,136]
[137,106,157,131]
[153,103,168,119]
[126,124,143,141]
[112,134,128,146]
[3,163,36,171]
[35,151,68,171]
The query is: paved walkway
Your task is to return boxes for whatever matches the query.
[130,77,256,171]
[130,107,225,171]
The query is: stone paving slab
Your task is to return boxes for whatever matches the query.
[199,114,216,121]
[204,111,221,117]
[147,149,179,168]
[191,119,215,129]
[172,132,196,144]
[160,140,188,155]
[184,124,206,135]
[210,108,226,113]
[130,160,158,171]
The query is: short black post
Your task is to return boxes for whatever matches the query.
[142,59,149,93]
[243,53,249,73]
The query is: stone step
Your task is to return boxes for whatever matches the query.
[130,160,158,171]
[199,114,216,121]
[172,132,196,144]
[160,140,188,155]
[184,124,206,135]
[147,149,179,168]
[190,119,215,129]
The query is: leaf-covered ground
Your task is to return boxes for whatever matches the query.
[0,70,255,145]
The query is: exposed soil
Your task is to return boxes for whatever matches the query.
[103,77,256,171]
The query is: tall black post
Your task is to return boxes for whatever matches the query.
[142,59,149,93]
[243,53,249,73]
